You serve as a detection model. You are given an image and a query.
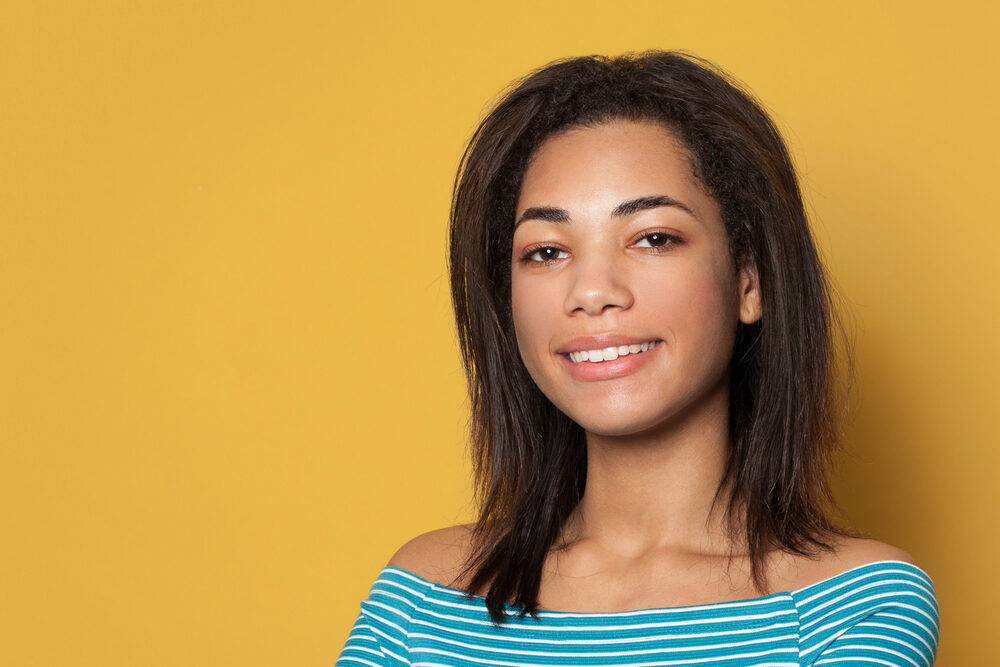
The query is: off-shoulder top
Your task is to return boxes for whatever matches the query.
[335,559,939,666]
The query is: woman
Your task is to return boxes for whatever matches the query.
[336,50,939,666]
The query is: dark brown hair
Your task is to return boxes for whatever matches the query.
[447,50,858,625]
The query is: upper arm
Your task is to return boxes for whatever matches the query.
[335,611,388,667]
[796,552,940,666]
[807,603,940,666]
[336,527,472,667]
[339,543,454,667]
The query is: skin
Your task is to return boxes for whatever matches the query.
[508,119,764,606]
[511,120,758,440]
[387,119,919,612]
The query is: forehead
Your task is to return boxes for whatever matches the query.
[517,120,707,212]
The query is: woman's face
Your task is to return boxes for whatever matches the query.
[510,120,761,437]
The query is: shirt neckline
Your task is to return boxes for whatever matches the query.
[383,558,925,617]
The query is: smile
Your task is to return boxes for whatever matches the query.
[567,340,661,363]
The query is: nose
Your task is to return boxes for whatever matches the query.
[563,253,634,316]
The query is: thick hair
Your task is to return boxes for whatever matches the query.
[447,50,859,625]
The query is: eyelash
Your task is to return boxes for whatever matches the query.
[517,231,683,265]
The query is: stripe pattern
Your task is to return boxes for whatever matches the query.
[336,560,938,666]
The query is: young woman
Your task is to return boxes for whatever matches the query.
[336,50,939,666]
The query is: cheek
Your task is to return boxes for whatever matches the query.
[644,265,737,347]
[510,279,549,365]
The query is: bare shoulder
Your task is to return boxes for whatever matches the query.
[386,523,477,588]
[831,535,922,569]
[777,535,924,591]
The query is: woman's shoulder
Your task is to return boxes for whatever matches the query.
[385,523,478,590]
[345,527,478,667]
[779,535,925,591]
[789,536,939,666]
[831,535,923,567]
[383,528,927,591]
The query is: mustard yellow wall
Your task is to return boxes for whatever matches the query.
[2,1,994,665]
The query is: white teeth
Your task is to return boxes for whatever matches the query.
[568,340,659,364]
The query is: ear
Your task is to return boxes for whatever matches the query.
[737,259,762,324]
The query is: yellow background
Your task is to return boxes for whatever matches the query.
[1,1,994,665]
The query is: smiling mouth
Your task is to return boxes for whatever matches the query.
[565,340,661,363]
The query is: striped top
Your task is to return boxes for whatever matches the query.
[336,559,939,666]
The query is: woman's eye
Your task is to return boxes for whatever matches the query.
[633,232,679,250]
[522,246,568,264]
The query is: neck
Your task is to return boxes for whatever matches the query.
[559,380,744,560]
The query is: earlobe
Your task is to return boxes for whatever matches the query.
[738,261,762,324]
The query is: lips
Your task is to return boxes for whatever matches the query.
[556,333,663,355]
[557,335,663,381]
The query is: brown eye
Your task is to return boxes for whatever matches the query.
[521,246,569,264]
[634,232,681,250]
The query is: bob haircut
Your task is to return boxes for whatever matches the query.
[447,49,859,625]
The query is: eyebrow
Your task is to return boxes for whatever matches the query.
[514,194,699,228]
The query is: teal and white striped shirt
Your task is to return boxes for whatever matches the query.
[336,559,938,666]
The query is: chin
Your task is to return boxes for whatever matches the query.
[564,407,667,438]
